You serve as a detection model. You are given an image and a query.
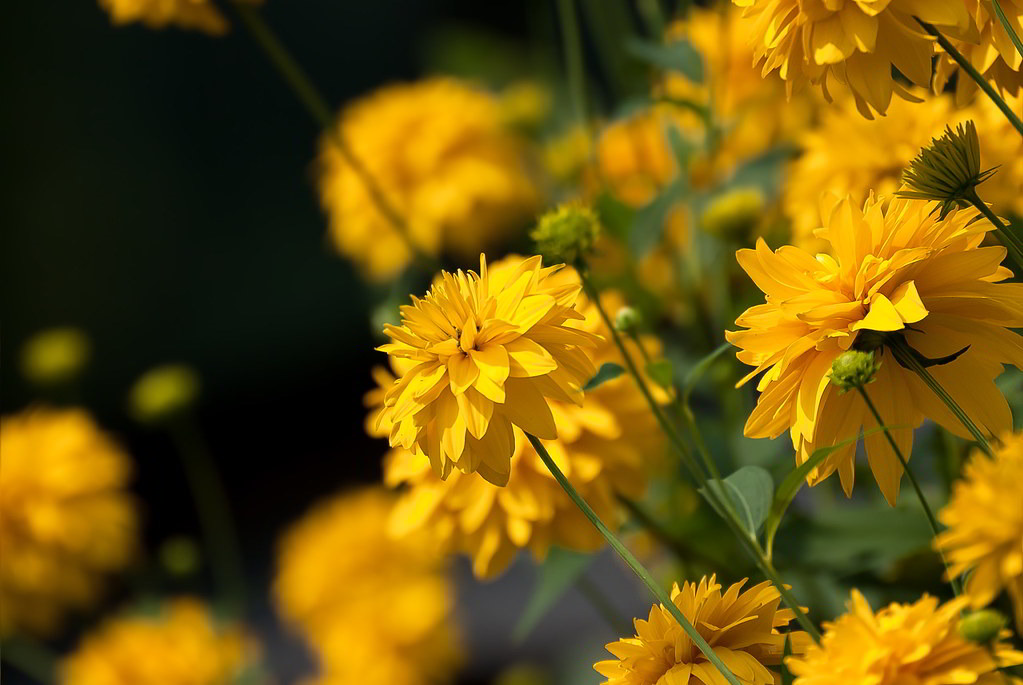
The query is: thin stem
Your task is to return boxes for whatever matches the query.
[889,337,995,457]
[557,0,587,124]
[168,415,246,616]
[991,0,1023,63]
[1,636,57,684]
[526,433,742,685]
[966,191,1023,273]
[856,386,962,596]
[917,19,1023,138]
[575,575,634,636]
[228,2,435,271]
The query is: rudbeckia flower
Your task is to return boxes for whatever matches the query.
[377,254,600,487]
[935,431,1023,631]
[732,0,972,117]
[786,591,1023,685]
[728,195,1023,504]
[97,0,260,34]
[935,0,1023,104]
[595,574,810,685]
[1,408,136,636]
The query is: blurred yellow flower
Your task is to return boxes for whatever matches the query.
[596,107,683,208]
[935,431,1023,631]
[542,125,593,183]
[1,408,136,636]
[274,487,460,685]
[594,574,809,685]
[19,327,91,386]
[972,91,1023,218]
[728,196,1023,504]
[376,254,600,486]
[317,78,540,281]
[60,598,258,685]
[732,0,971,117]
[786,590,1023,685]
[935,0,1023,104]
[375,285,662,579]
[97,0,259,34]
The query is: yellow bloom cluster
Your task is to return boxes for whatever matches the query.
[729,196,1023,504]
[935,431,1023,631]
[376,254,600,486]
[1,408,136,636]
[97,0,260,34]
[60,598,257,685]
[373,282,662,579]
[317,78,540,281]
[787,590,1023,685]
[936,0,1023,103]
[595,575,810,685]
[273,487,460,685]
[732,0,972,116]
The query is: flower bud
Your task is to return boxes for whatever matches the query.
[19,327,91,385]
[898,121,996,219]
[830,350,880,392]
[158,536,201,577]
[499,80,552,130]
[700,187,764,239]
[958,609,1007,644]
[614,306,641,333]
[531,203,601,265]
[129,364,200,424]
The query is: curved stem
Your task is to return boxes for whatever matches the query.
[855,386,962,596]
[966,191,1023,274]
[917,19,1023,138]
[526,434,742,685]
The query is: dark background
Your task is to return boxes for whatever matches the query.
[1,2,649,683]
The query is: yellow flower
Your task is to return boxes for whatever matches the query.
[97,0,259,34]
[972,91,1023,218]
[728,195,1023,504]
[317,78,540,281]
[60,598,258,685]
[732,0,971,117]
[935,431,1023,631]
[935,0,1023,104]
[376,284,662,579]
[1,408,136,636]
[596,107,684,208]
[594,575,810,685]
[274,487,460,685]
[786,590,1023,685]
[376,254,600,486]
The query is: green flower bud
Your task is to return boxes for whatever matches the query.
[158,536,201,577]
[700,187,765,239]
[958,609,1007,644]
[614,306,641,332]
[129,364,200,424]
[531,203,601,265]
[898,121,996,219]
[830,350,880,392]
[19,327,91,386]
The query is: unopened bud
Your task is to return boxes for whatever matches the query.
[614,306,641,332]
[700,187,764,239]
[830,350,880,392]
[20,327,91,385]
[898,121,996,219]
[129,364,200,424]
[958,609,1007,644]
[531,203,601,265]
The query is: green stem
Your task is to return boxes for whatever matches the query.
[575,575,634,636]
[168,415,246,617]
[966,191,1023,274]
[228,2,436,271]
[889,337,995,457]
[557,0,588,124]
[991,0,1023,64]
[855,386,962,596]
[526,434,742,685]
[917,19,1023,138]
[1,636,57,684]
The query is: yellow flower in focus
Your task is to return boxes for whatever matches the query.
[375,285,663,579]
[274,487,460,685]
[1,408,136,636]
[376,254,600,486]
[728,196,1023,504]
[935,432,1023,631]
[97,0,259,34]
[595,575,810,685]
[732,0,971,117]
[935,0,1023,104]
[317,78,540,281]
[787,591,1023,685]
[60,598,258,685]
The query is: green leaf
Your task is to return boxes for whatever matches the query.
[645,359,674,390]
[585,362,625,390]
[699,466,773,537]
[513,547,593,642]
[625,37,704,82]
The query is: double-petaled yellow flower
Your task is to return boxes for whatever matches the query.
[97,0,260,34]
[595,575,810,685]
[1,408,136,636]
[936,0,1023,104]
[377,254,600,486]
[732,0,971,117]
[787,590,1023,685]
[935,431,1023,631]
[728,195,1023,504]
